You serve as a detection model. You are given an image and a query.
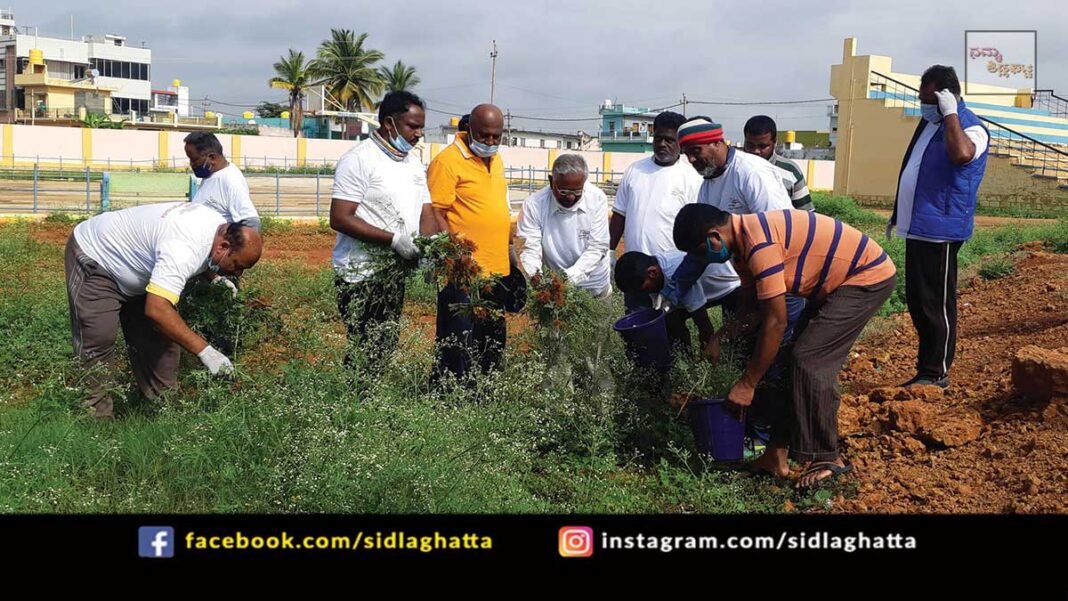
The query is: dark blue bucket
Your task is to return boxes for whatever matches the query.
[688,398,745,461]
[613,308,672,372]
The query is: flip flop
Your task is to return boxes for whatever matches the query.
[796,461,854,489]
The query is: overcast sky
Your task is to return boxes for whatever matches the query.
[11,0,1066,139]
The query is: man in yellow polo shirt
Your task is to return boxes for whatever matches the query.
[427,103,514,384]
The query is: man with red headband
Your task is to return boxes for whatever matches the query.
[678,117,792,214]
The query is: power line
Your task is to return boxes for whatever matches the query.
[688,97,834,106]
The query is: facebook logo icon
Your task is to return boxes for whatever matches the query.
[138,526,175,559]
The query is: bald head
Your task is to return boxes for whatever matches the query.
[469,103,504,150]
[212,223,263,279]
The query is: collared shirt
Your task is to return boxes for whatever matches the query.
[73,202,225,305]
[733,210,896,302]
[517,182,611,295]
[612,156,703,256]
[698,147,793,214]
[427,132,511,276]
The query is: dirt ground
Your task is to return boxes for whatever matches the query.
[838,248,1068,513]
[23,222,1068,513]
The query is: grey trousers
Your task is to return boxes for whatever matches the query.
[65,235,181,417]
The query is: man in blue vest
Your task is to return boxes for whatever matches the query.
[888,65,989,388]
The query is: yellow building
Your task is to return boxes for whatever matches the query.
[14,49,115,123]
[830,38,1068,212]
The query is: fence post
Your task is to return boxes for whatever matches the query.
[85,167,91,213]
[101,173,111,212]
[275,172,281,215]
[315,171,321,217]
[32,163,39,213]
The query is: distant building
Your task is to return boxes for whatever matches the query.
[0,13,152,122]
[598,101,656,153]
[150,81,190,118]
[433,116,598,151]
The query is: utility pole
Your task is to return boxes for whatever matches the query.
[505,109,512,146]
[490,40,498,104]
[682,93,688,116]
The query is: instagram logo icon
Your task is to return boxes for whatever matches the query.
[559,526,594,558]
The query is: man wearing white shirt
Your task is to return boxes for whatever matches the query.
[185,132,261,229]
[65,202,263,418]
[673,117,795,315]
[888,65,989,389]
[517,154,611,297]
[677,117,792,214]
[329,91,437,365]
[609,111,702,309]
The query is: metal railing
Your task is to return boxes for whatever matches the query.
[870,71,1068,181]
[0,166,101,213]
[1033,90,1068,120]
[1,163,631,218]
[599,130,651,143]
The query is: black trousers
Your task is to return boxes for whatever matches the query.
[905,238,963,380]
[433,282,507,386]
[336,276,406,369]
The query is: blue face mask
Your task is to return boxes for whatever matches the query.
[468,133,499,158]
[193,158,213,179]
[705,236,731,263]
[388,117,414,154]
[921,104,942,123]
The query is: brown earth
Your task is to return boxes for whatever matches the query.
[838,250,1068,513]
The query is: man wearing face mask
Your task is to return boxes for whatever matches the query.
[674,203,896,488]
[517,154,611,297]
[330,91,437,366]
[888,65,989,389]
[64,202,263,418]
[427,103,515,383]
[185,132,261,230]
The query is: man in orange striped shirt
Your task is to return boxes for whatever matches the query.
[674,204,897,488]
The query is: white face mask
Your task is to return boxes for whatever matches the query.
[921,104,943,123]
[468,132,499,157]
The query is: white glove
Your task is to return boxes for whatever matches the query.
[652,293,671,312]
[212,276,239,299]
[885,221,896,239]
[934,89,958,118]
[390,231,420,260]
[564,266,588,286]
[198,345,234,377]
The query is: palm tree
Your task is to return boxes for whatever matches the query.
[310,29,385,114]
[269,49,313,138]
[378,60,420,94]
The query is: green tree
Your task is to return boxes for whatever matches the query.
[256,101,288,118]
[269,49,314,138]
[378,60,420,94]
[310,29,385,113]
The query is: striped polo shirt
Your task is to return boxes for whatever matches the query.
[732,210,896,301]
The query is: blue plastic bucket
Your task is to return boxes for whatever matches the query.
[613,308,672,371]
[688,398,745,461]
